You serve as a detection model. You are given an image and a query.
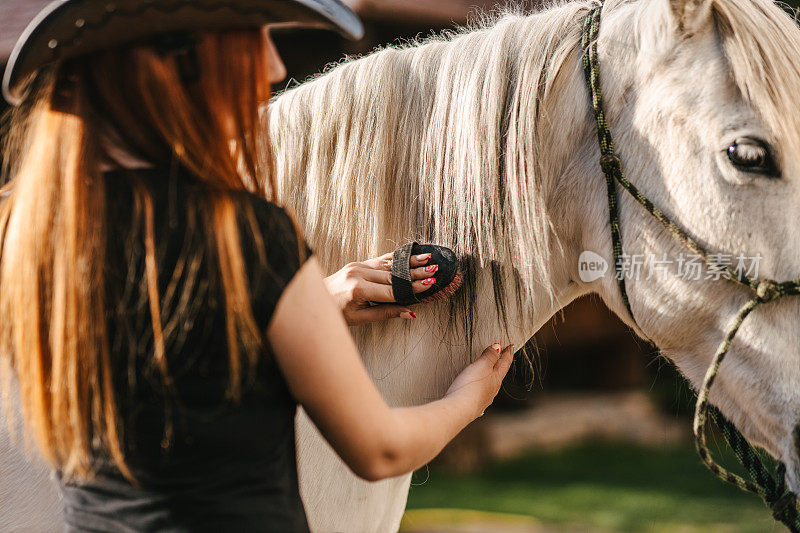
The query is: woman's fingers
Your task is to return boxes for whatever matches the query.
[482,343,503,365]
[412,264,438,280]
[360,253,432,280]
[360,252,431,272]
[409,253,432,268]
[412,278,436,293]
[480,343,515,371]
[357,266,437,294]
[495,344,515,374]
[351,305,416,326]
[346,252,439,305]
[360,253,394,270]
[354,280,395,303]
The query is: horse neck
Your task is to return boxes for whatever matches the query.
[268,4,609,401]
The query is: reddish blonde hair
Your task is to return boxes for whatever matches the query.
[1,30,278,481]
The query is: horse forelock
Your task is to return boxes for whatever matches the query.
[711,0,800,165]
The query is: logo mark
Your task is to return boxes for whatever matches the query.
[578,251,608,283]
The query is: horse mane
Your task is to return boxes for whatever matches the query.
[267,0,800,345]
[268,1,594,342]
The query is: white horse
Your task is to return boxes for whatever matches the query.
[269,0,800,530]
[4,0,800,531]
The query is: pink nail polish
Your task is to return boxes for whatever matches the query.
[425,264,438,273]
[415,253,432,261]
[422,278,436,286]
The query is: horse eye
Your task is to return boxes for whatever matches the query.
[726,138,779,177]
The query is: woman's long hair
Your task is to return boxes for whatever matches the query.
[0,30,277,481]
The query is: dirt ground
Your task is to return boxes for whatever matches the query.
[487,391,688,459]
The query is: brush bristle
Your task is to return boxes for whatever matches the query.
[420,271,463,304]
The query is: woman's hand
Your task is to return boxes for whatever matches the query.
[324,251,439,326]
[445,343,515,418]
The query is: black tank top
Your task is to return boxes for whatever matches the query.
[58,168,312,532]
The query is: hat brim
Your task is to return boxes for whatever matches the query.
[2,0,364,106]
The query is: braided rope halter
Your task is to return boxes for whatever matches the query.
[582,5,800,529]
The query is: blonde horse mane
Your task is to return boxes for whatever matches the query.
[268,0,800,339]
[269,1,596,340]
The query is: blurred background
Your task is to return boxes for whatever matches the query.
[1,1,795,532]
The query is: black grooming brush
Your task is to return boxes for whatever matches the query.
[391,242,463,306]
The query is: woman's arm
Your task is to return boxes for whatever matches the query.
[268,257,513,482]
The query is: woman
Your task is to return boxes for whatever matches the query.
[0,1,514,531]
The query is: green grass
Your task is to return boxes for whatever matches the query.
[405,441,784,532]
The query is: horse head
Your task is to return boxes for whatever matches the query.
[580,0,800,494]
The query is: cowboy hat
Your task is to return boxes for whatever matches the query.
[2,0,364,106]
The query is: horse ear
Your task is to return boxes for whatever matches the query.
[667,0,712,34]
